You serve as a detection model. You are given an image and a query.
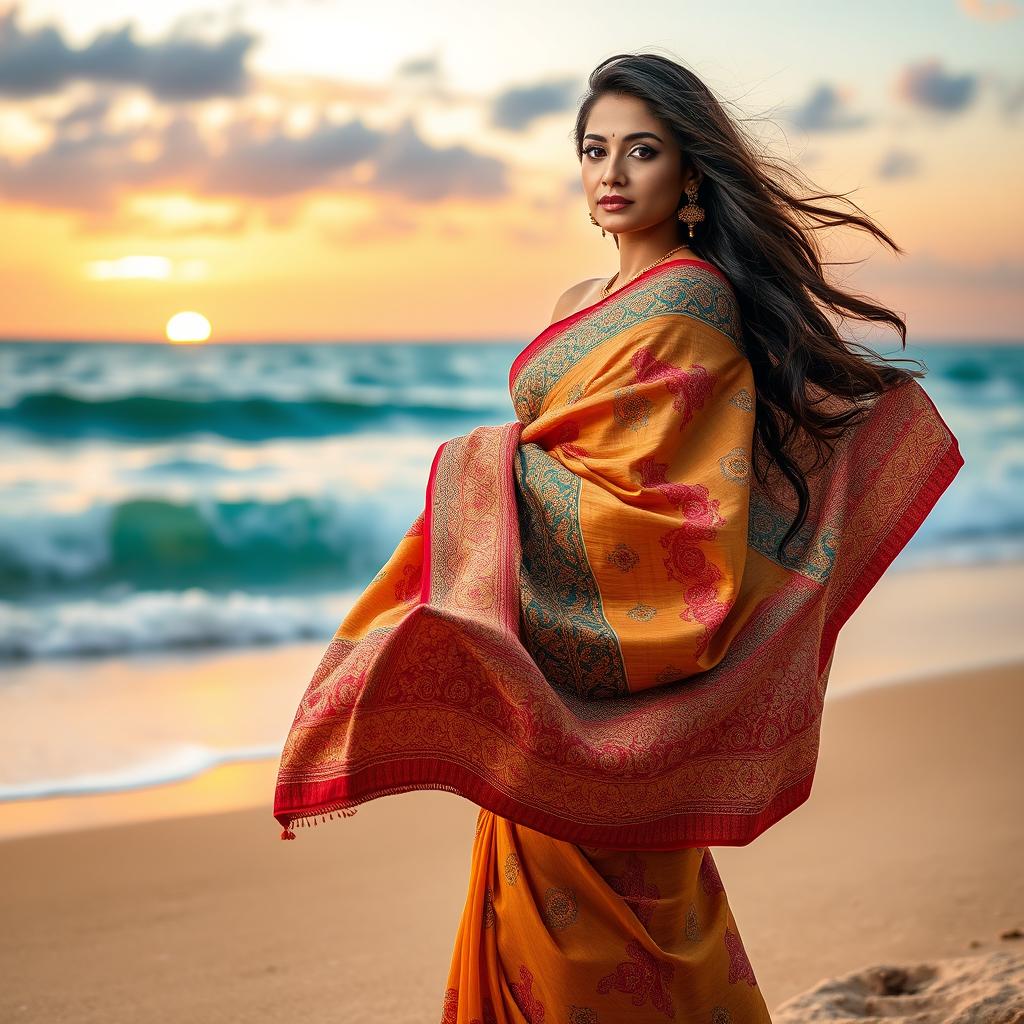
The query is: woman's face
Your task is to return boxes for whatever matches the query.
[581,92,694,239]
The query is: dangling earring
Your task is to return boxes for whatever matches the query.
[677,182,705,239]
[588,211,606,238]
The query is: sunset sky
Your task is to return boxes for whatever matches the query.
[0,0,1021,343]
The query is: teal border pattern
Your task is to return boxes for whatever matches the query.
[512,265,743,425]
[514,442,630,699]
[747,489,837,583]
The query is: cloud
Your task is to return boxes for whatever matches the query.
[896,59,978,113]
[786,84,870,132]
[877,148,921,180]
[395,54,443,81]
[0,8,512,221]
[0,4,255,100]
[203,115,384,197]
[54,93,116,129]
[389,50,463,105]
[0,118,159,212]
[370,116,507,201]
[0,105,508,215]
[490,77,580,131]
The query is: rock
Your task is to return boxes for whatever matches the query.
[772,950,1024,1023]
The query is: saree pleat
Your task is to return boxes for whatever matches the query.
[440,807,773,1023]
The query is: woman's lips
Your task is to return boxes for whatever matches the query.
[598,199,632,211]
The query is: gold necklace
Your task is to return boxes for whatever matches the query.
[601,244,691,298]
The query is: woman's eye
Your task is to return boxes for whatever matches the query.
[583,144,656,160]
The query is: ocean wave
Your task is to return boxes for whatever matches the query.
[0,742,280,801]
[0,587,353,660]
[0,390,495,441]
[0,493,420,597]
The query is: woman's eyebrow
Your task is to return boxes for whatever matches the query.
[582,131,663,143]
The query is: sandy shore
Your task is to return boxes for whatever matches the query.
[1,655,1021,1021]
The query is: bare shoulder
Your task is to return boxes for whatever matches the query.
[548,277,606,327]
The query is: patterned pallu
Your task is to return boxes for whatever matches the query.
[273,257,964,849]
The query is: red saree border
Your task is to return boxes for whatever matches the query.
[274,745,816,850]
[492,423,525,636]
[419,424,524,632]
[508,257,730,391]
[817,383,964,674]
[420,438,448,605]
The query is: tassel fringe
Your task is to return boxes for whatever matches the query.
[276,779,472,841]
[279,804,359,839]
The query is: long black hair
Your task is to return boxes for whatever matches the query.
[573,52,925,560]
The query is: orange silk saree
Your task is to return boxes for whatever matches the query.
[439,806,773,1023]
[273,256,964,849]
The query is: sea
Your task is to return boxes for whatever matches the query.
[1,338,1021,808]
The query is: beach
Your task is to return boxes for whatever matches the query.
[1,559,1022,1020]
[0,2,1021,1017]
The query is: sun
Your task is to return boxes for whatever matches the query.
[165,311,212,344]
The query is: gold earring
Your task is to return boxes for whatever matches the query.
[677,182,705,239]
[589,211,606,238]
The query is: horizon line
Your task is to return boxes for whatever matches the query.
[1,335,1021,346]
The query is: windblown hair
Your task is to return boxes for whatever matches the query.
[573,52,925,560]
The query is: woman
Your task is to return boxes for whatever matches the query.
[273,54,964,1021]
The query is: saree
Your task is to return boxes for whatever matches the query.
[273,256,964,849]
[439,806,773,1022]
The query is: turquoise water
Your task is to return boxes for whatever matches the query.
[0,338,1019,661]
